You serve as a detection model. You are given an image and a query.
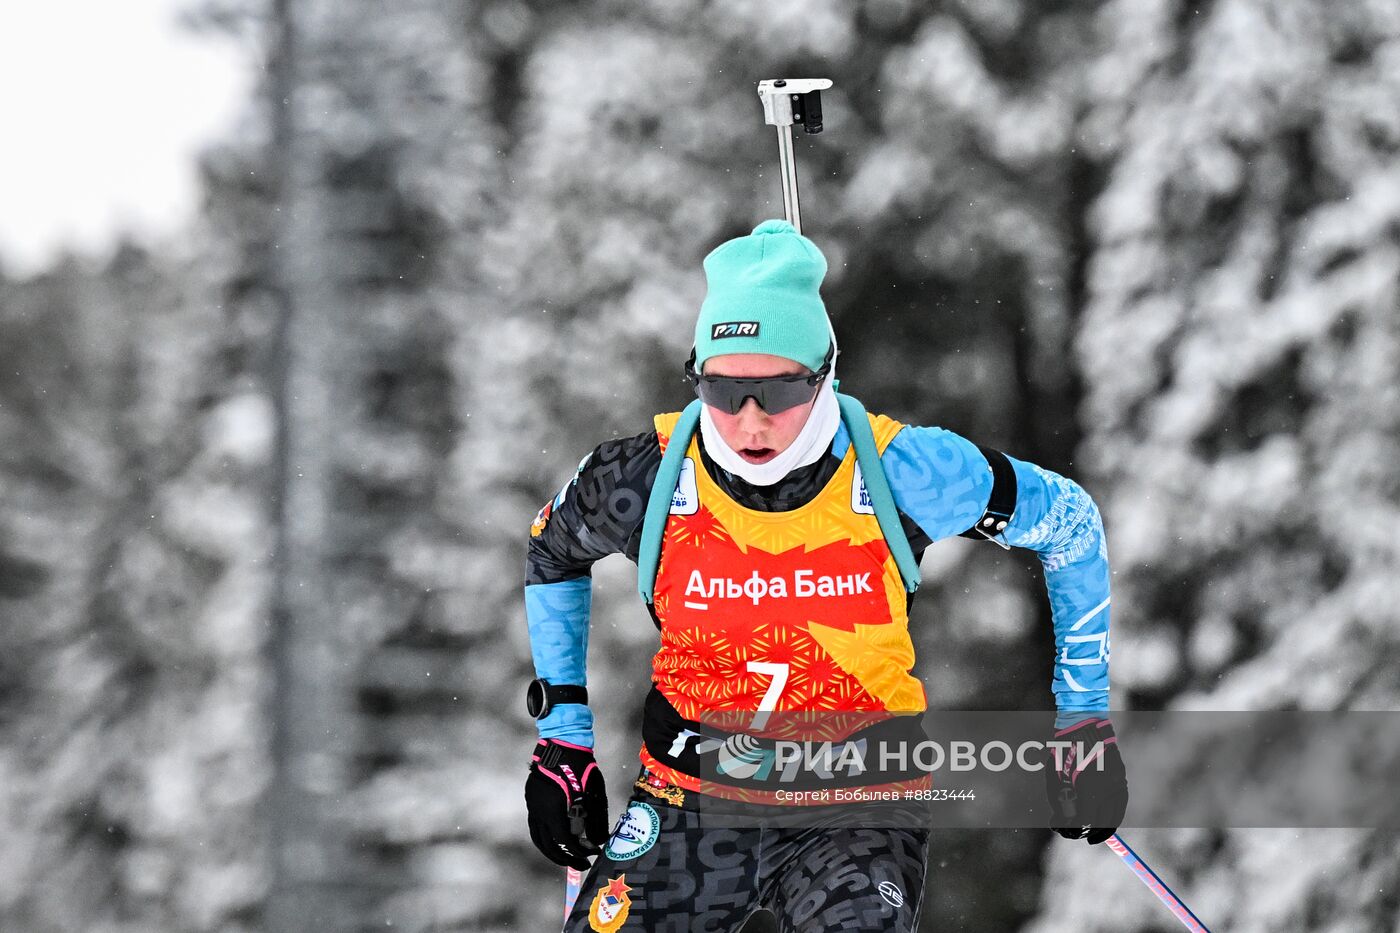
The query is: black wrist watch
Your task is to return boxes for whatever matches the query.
[525,678,588,720]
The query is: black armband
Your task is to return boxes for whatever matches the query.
[958,445,1017,548]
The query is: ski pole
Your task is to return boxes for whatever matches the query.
[562,800,594,921]
[564,866,584,921]
[756,78,832,233]
[1106,833,1213,932]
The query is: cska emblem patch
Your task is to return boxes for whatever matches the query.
[589,874,633,932]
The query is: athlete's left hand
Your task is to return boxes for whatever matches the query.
[525,738,609,870]
[1043,717,1128,844]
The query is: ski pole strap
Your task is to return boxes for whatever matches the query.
[836,393,920,593]
[638,399,702,603]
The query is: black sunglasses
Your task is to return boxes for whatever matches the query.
[684,349,832,415]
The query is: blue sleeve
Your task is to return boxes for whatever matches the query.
[882,427,1111,725]
[525,579,595,746]
[1001,456,1111,727]
[880,426,995,541]
[522,431,658,749]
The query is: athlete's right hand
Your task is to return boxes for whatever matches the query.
[525,738,609,870]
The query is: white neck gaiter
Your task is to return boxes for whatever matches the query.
[699,376,841,487]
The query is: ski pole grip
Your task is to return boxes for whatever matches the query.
[1058,787,1079,821]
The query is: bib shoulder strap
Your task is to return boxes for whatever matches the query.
[639,400,702,602]
[838,393,921,593]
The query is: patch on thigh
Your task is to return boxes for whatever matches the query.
[588,873,634,932]
[605,802,662,861]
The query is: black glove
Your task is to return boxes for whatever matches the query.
[1044,718,1128,845]
[525,738,609,869]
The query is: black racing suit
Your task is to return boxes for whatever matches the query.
[530,431,934,932]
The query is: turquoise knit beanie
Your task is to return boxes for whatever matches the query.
[693,219,832,372]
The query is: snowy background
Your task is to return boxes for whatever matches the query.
[1,0,1397,930]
